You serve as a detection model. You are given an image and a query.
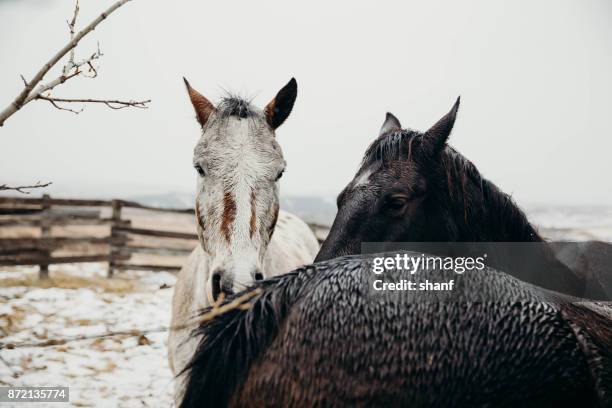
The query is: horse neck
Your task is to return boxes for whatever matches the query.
[432,170,594,296]
[436,158,543,243]
[411,151,602,298]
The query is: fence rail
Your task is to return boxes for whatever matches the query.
[0,194,199,278]
[0,194,329,278]
[0,196,194,213]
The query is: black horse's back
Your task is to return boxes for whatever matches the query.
[180,254,612,408]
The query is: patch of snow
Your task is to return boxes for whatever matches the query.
[0,266,178,407]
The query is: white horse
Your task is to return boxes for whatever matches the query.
[168,77,319,399]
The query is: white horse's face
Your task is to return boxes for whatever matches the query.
[194,111,285,301]
[184,78,297,302]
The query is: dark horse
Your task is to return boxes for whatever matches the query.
[315,98,610,300]
[180,254,612,407]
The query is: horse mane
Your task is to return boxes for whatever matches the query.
[441,146,542,241]
[179,264,323,408]
[361,129,421,166]
[361,130,542,242]
[217,95,257,119]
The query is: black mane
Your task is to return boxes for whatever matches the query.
[217,95,257,119]
[441,145,542,242]
[179,264,329,408]
[361,129,542,242]
[361,129,421,167]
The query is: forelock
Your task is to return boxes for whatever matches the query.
[217,95,259,119]
[361,129,422,168]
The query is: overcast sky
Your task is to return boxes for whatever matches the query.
[1,0,610,205]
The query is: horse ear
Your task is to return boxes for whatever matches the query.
[424,96,460,153]
[183,77,216,127]
[264,78,298,130]
[379,112,402,136]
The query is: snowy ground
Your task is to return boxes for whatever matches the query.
[0,264,177,407]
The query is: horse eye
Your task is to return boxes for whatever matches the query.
[194,164,205,177]
[275,169,285,181]
[385,196,408,211]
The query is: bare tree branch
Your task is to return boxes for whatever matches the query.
[63,0,80,76]
[0,0,140,127]
[25,48,103,103]
[26,68,83,103]
[37,95,150,111]
[38,97,84,114]
[86,62,97,78]
[0,181,53,194]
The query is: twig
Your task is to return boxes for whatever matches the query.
[0,288,262,350]
[26,51,100,103]
[40,97,84,114]
[86,61,98,79]
[0,0,136,127]
[63,0,80,76]
[0,181,52,194]
[37,95,151,111]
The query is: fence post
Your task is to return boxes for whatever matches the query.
[107,199,124,278]
[39,194,51,279]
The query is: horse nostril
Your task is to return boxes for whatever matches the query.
[254,272,264,281]
[211,271,222,301]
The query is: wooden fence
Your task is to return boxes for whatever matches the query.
[0,194,329,279]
